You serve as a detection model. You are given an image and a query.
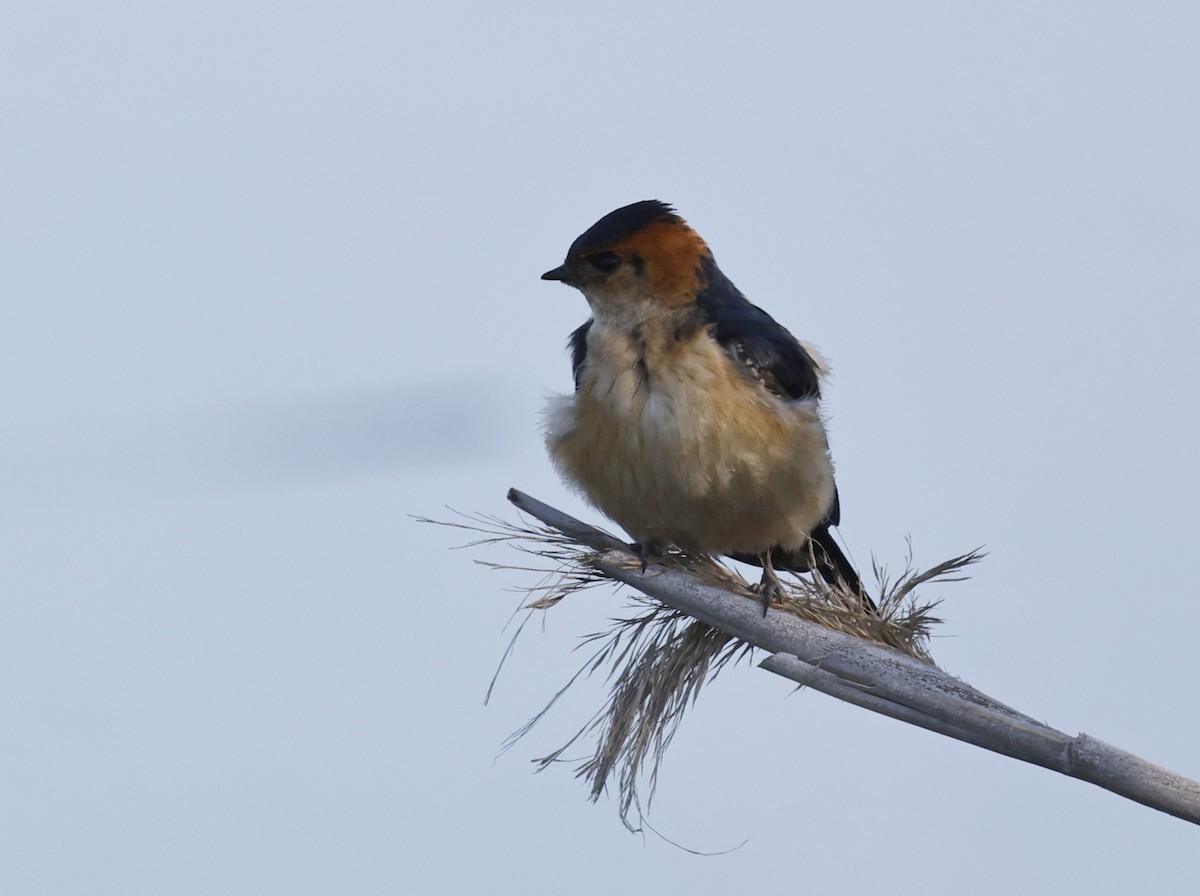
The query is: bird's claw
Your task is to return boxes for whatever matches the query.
[753,557,783,615]
[630,540,661,574]
[750,581,780,616]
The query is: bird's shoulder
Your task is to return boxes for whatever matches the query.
[694,256,823,402]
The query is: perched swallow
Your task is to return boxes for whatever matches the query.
[542,200,872,612]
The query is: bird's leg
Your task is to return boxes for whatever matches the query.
[754,551,781,616]
[630,540,662,574]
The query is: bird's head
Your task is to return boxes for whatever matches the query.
[542,200,711,323]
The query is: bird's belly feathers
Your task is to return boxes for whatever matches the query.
[544,331,835,554]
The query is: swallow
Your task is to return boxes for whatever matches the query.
[542,200,873,613]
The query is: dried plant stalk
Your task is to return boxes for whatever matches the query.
[423,493,1200,829]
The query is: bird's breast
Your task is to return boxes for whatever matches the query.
[544,323,836,554]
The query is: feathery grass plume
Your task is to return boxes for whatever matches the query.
[419,507,981,830]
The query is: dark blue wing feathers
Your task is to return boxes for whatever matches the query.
[695,257,822,402]
[568,319,592,390]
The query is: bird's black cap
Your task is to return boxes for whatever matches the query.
[566,200,681,257]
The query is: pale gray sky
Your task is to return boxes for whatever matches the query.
[3,2,1199,893]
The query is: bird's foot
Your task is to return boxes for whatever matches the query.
[630,540,662,574]
[751,560,783,616]
[750,581,781,616]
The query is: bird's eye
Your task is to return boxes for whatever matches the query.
[586,251,622,274]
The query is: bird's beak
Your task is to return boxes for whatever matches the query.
[541,264,578,286]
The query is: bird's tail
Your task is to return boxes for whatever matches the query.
[807,528,876,613]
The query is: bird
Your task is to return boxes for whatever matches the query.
[541,200,873,613]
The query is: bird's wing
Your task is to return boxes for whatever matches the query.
[696,258,841,532]
[568,319,593,390]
